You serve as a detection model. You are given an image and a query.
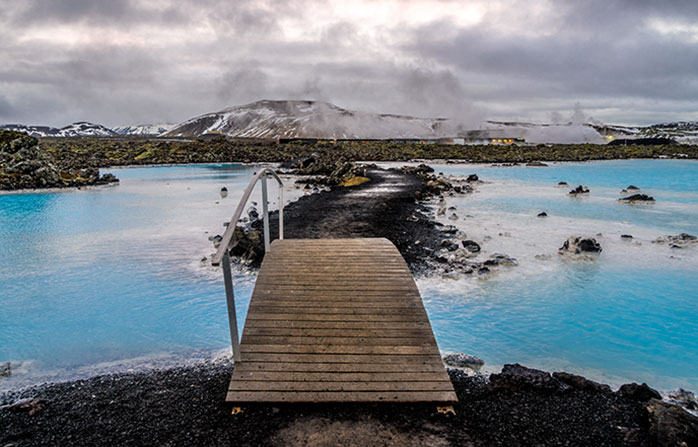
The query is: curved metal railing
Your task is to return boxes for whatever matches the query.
[212,167,284,362]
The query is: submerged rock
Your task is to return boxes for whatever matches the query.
[476,267,491,277]
[443,353,485,370]
[441,271,461,280]
[654,233,698,246]
[558,181,569,186]
[619,194,655,202]
[0,362,10,378]
[462,240,481,253]
[559,236,602,255]
[627,185,640,190]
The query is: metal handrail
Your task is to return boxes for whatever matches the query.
[211,167,284,362]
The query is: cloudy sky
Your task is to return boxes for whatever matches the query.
[1,0,697,127]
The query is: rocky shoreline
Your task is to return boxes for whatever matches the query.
[2,359,697,446]
[0,131,118,191]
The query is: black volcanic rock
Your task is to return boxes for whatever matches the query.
[569,185,590,195]
[618,383,662,402]
[619,194,655,202]
[490,364,564,393]
[559,236,602,255]
[0,131,118,190]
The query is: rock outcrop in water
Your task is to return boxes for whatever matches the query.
[559,236,602,255]
[0,131,118,190]
[568,185,590,195]
[653,233,697,247]
[619,194,655,202]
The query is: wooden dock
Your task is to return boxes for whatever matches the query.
[226,238,457,404]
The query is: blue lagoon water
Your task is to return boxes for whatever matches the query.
[1,160,697,392]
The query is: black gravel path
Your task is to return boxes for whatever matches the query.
[260,167,446,274]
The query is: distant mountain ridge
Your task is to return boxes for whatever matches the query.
[0,122,117,137]
[2,100,697,143]
[164,100,456,139]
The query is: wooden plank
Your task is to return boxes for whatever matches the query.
[246,300,421,307]
[244,297,422,304]
[241,345,437,355]
[246,306,426,315]
[231,371,449,382]
[243,320,431,329]
[226,391,458,403]
[243,319,430,329]
[228,381,454,392]
[255,290,422,298]
[242,327,435,338]
[240,353,444,364]
[241,336,432,346]
[233,362,448,373]
[245,313,426,322]
[252,285,417,291]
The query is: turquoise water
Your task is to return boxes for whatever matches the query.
[0,164,271,388]
[418,160,698,389]
[1,160,697,391]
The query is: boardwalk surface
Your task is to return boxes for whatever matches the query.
[227,238,457,404]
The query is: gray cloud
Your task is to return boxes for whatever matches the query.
[1,0,697,127]
[216,62,269,104]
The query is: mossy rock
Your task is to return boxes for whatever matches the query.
[134,150,153,160]
[340,176,371,187]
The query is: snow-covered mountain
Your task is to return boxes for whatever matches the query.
[0,122,116,137]
[165,100,457,139]
[56,122,116,137]
[112,123,175,136]
[0,124,62,138]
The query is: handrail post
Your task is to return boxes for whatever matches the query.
[261,173,270,252]
[278,183,284,240]
[221,251,241,362]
